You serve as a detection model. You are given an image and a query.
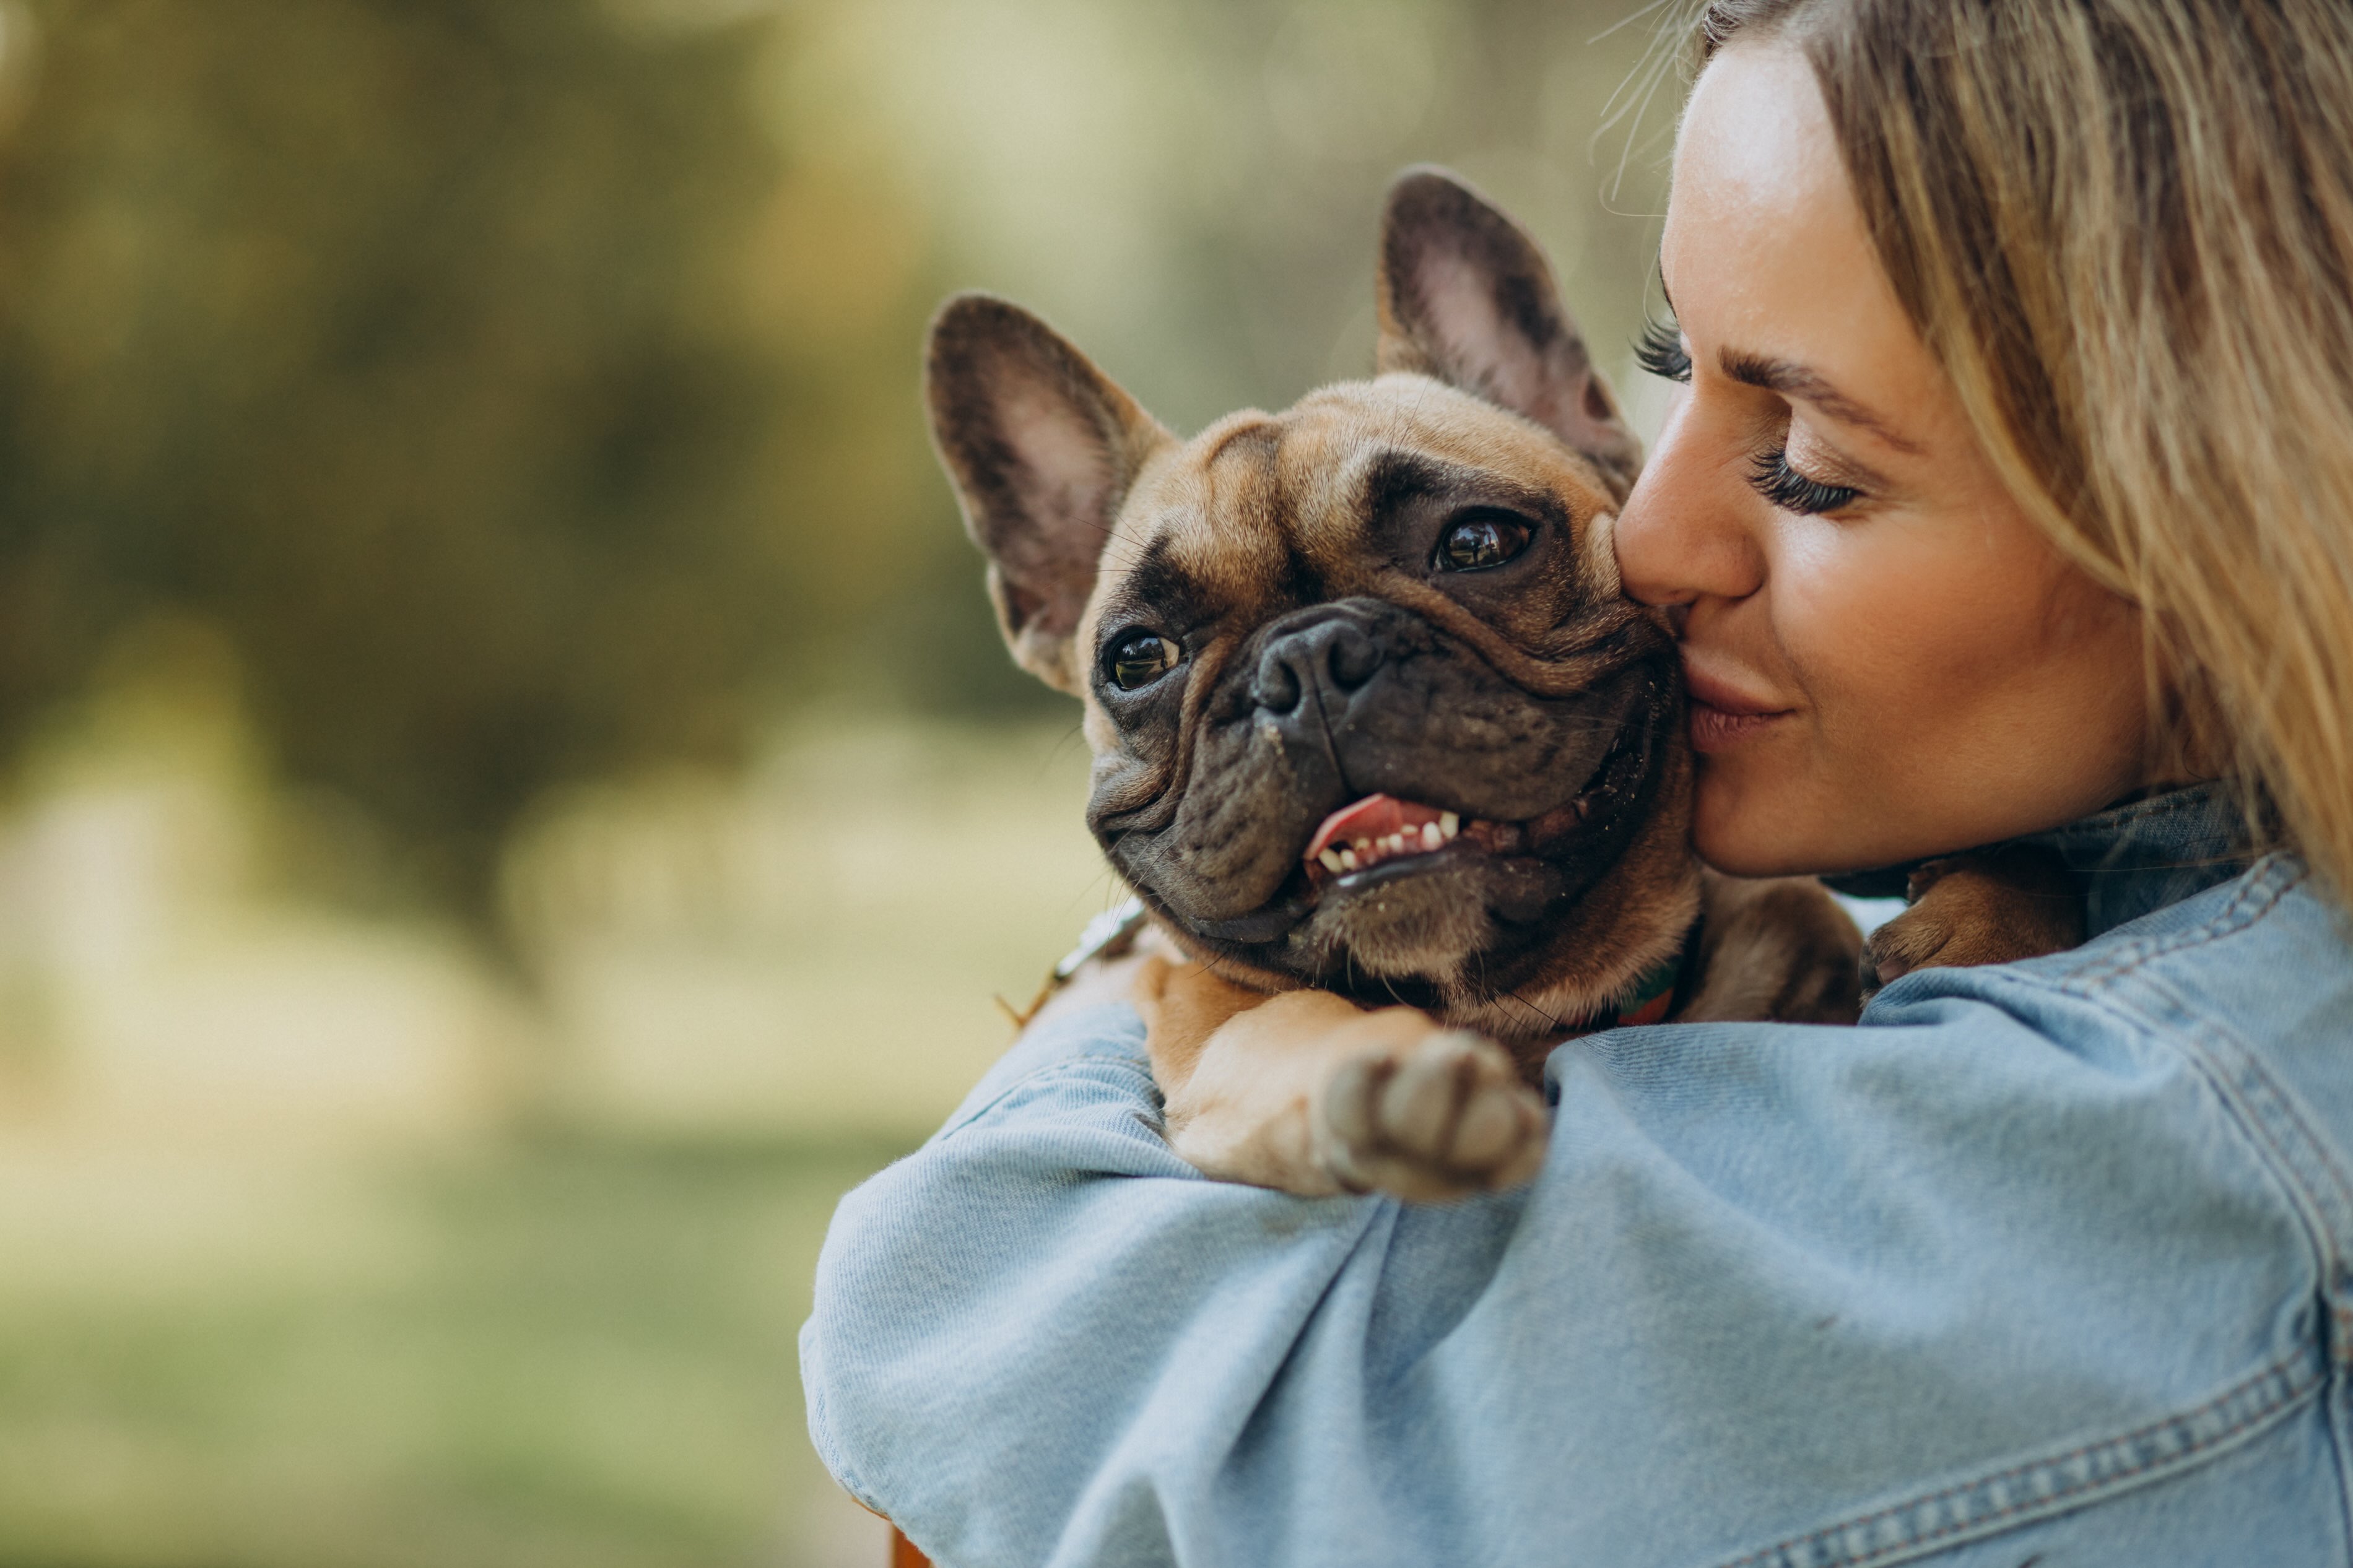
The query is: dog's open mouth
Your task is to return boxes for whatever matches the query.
[1300,789,1598,891]
[1305,794,1459,877]
[1176,699,1664,952]
[1296,711,1645,901]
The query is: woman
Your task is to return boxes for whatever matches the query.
[804,2,2353,1562]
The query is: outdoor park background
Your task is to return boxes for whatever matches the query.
[0,1,1689,1563]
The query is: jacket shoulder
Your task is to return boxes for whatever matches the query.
[1993,855,2353,1275]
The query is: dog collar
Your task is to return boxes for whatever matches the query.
[1543,946,1687,1041]
[1054,898,1152,981]
[999,898,1154,1028]
[1604,951,1684,1029]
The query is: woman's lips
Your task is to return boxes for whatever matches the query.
[1682,664,1794,754]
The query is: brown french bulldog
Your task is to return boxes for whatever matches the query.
[924,168,2075,1203]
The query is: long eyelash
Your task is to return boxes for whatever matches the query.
[1749,446,1864,514]
[1633,316,1691,383]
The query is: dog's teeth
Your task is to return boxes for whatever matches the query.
[1339,847,1359,871]
[1421,822,1443,851]
[1319,849,1345,874]
[1439,812,1459,839]
[1574,796,1592,820]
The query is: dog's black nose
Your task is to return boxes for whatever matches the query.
[1253,617,1384,714]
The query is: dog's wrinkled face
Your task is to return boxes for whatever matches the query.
[1077,385,1690,1016]
[928,170,1698,1034]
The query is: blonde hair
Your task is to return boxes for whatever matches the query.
[1696,0,2353,903]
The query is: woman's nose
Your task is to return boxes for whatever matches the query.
[1614,388,1765,609]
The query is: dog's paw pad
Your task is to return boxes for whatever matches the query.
[1319,1030,1547,1202]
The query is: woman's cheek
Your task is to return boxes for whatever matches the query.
[1762,513,1999,846]
[1768,514,1901,748]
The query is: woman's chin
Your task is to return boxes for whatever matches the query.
[1689,766,1833,879]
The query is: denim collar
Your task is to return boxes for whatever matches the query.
[2011,781,2253,937]
[1827,781,2252,940]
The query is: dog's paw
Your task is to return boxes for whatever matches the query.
[1315,1029,1547,1202]
[1861,845,2086,1000]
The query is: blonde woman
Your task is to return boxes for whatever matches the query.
[806,2,2353,1562]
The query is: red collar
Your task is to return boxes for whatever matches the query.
[1551,946,1686,1040]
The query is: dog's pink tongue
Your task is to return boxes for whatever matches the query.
[1303,794,1445,862]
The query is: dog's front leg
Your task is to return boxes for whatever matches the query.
[1136,956,1548,1202]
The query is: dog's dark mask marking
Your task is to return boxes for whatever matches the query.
[928,168,1696,1028]
[1084,436,1678,1005]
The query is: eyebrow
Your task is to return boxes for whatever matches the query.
[1718,350,1926,456]
[1658,271,1926,459]
[1359,449,1565,525]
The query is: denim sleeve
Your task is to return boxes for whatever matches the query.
[801,888,2349,1568]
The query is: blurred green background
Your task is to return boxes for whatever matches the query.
[0,1,1678,1563]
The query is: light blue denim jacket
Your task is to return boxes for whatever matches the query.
[804,787,2353,1567]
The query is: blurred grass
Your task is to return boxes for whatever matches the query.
[0,1132,902,1568]
[0,708,1108,1567]
[510,719,1116,1140]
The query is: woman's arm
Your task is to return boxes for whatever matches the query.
[803,867,2346,1568]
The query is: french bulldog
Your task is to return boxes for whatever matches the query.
[923,168,2076,1203]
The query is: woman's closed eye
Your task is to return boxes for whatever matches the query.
[1637,315,1864,516]
[1749,446,1863,514]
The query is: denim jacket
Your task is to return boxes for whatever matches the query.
[804,786,2353,1567]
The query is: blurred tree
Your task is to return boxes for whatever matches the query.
[0,0,1677,935]
[0,0,1027,919]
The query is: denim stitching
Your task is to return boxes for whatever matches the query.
[2110,955,2353,1291]
[1711,858,2336,1568]
[2044,858,2353,1291]
[2090,939,2353,1554]
[2051,854,2295,990]
[1973,865,2353,1363]
[1710,1348,2327,1568]
[2071,851,2353,1559]
[2029,856,2353,1374]
[2220,1036,2353,1257]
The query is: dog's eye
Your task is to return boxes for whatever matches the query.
[1436,513,1532,572]
[1103,630,1183,691]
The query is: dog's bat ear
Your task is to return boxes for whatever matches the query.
[924,294,1172,694]
[1375,167,1641,501]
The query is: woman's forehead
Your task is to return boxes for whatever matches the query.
[1665,42,1855,297]
[1664,41,1945,458]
